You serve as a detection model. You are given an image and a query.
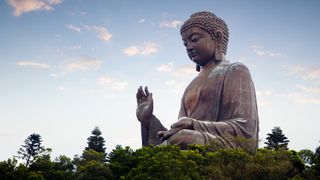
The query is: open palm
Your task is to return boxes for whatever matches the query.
[136,86,153,124]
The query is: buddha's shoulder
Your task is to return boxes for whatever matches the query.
[221,61,251,74]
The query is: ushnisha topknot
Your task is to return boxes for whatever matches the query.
[180,11,229,55]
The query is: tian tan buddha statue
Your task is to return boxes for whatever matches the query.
[136,11,259,150]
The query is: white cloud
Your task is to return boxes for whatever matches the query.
[160,20,183,28]
[297,84,320,94]
[69,45,82,50]
[123,42,158,56]
[251,45,281,57]
[256,90,274,97]
[174,65,197,77]
[97,76,128,91]
[141,42,158,55]
[257,100,270,107]
[65,24,81,32]
[157,63,197,77]
[157,63,197,94]
[57,86,65,91]
[16,61,50,69]
[64,56,102,72]
[123,46,139,56]
[80,11,87,16]
[82,24,112,42]
[157,62,173,72]
[286,65,320,80]
[7,0,62,17]
[139,19,145,23]
[287,92,320,105]
[165,80,186,94]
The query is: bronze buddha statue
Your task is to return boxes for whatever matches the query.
[136,11,259,150]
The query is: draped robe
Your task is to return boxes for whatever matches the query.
[141,61,259,149]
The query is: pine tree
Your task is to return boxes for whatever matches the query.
[85,127,106,154]
[265,127,290,150]
[16,133,45,167]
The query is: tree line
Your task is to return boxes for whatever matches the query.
[0,126,319,179]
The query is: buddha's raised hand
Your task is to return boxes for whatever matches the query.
[136,86,153,124]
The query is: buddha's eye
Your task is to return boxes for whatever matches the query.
[191,37,200,43]
[190,34,202,43]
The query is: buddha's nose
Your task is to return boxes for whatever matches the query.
[186,43,194,50]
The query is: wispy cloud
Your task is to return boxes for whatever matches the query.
[57,86,65,91]
[173,65,197,77]
[64,56,102,72]
[165,80,186,94]
[82,24,112,42]
[297,84,320,94]
[256,90,274,97]
[160,20,182,28]
[123,42,158,56]
[157,62,197,77]
[123,46,139,56]
[139,19,146,23]
[141,42,157,55]
[16,61,50,69]
[287,92,320,105]
[256,90,274,107]
[286,65,320,80]
[65,24,81,32]
[251,45,281,57]
[97,76,128,91]
[157,62,173,72]
[69,45,82,50]
[7,0,62,17]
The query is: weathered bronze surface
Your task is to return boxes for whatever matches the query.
[136,11,259,150]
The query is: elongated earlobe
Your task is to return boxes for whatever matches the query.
[215,45,223,62]
[214,31,223,62]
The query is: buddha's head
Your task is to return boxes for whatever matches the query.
[180,11,229,69]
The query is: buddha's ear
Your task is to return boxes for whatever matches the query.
[214,31,224,62]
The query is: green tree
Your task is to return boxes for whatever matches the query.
[86,127,106,154]
[298,149,314,166]
[0,158,18,180]
[108,145,135,179]
[74,149,112,179]
[265,127,289,150]
[16,133,45,167]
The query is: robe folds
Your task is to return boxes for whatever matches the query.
[141,61,259,149]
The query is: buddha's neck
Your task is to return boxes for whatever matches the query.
[200,60,219,73]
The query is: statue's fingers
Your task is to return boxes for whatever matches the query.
[171,121,181,129]
[136,86,143,104]
[157,131,167,138]
[145,86,150,96]
[162,128,179,140]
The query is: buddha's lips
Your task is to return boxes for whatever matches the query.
[189,51,198,59]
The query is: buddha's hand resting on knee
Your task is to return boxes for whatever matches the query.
[136,86,153,125]
[157,117,194,141]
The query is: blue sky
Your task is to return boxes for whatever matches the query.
[0,0,320,160]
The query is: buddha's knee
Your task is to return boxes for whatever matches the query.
[167,129,205,149]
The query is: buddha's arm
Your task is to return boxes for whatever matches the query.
[192,63,259,147]
[141,115,167,146]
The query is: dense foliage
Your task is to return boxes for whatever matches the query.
[1,144,320,179]
[1,128,319,179]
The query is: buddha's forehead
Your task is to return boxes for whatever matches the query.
[181,27,209,40]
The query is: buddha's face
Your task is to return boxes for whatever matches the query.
[182,27,216,66]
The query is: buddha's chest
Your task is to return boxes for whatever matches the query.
[183,76,213,116]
